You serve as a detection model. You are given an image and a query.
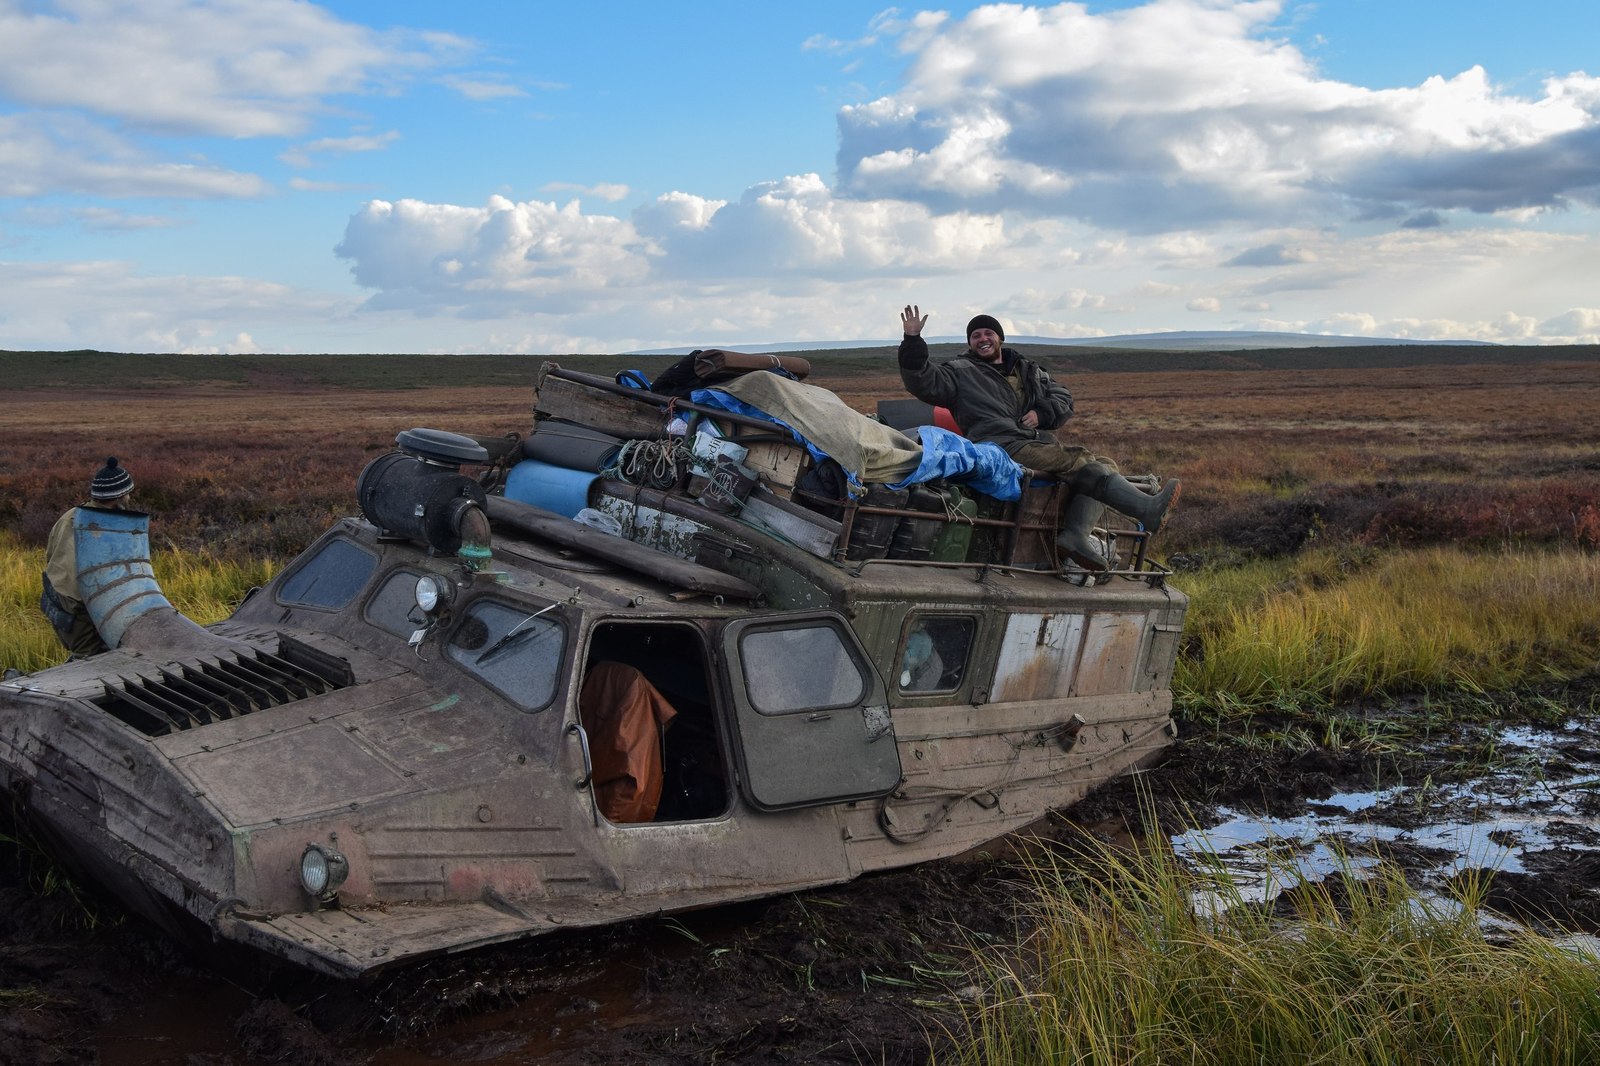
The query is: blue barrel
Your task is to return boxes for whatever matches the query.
[504,460,600,518]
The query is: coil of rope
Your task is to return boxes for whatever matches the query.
[607,437,691,491]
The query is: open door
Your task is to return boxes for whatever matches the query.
[720,614,901,811]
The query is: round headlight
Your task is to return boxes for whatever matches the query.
[415,575,442,613]
[300,843,349,900]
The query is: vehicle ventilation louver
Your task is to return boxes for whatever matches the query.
[92,636,355,736]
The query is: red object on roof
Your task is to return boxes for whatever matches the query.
[933,406,961,434]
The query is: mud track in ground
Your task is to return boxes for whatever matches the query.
[5,677,1598,1065]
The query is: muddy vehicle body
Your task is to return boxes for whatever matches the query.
[1,364,1185,978]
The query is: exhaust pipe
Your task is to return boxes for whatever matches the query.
[74,508,240,654]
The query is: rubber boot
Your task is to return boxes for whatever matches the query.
[1073,463,1182,532]
[1055,494,1111,570]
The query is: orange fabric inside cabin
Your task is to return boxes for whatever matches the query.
[579,661,679,823]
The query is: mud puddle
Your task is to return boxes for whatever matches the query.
[1172,719,1600,918]
[7,687,1600,1066]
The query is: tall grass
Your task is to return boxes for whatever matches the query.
[0,534,277,674]
[1176,544,1600,711]
[942,831,1600,1065]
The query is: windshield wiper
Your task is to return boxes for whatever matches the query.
[475,602,559,665]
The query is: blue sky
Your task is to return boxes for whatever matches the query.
[4,0,1600,353]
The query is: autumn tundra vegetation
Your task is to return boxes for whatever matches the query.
[3,345,1600,1061]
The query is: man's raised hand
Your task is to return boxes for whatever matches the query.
[901,305,929,337]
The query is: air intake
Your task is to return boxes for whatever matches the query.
[92,636,354,736]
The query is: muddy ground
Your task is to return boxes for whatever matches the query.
[4,675,1598,1066]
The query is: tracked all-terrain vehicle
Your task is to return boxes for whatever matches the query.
[1,361,1185,978]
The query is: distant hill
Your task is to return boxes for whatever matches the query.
[4,340,1597,391]
[629,329,1498,356]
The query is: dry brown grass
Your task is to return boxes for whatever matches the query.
[0,383,530,557]
[4,358,1597,560]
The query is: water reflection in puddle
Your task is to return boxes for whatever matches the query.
[1170,719,1600,908]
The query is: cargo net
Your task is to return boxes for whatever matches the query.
[90,635,354,737]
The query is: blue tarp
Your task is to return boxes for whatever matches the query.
[690,382,1024,501]
[886,426,1024,501]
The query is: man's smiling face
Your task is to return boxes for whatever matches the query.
[968,327,1002,362]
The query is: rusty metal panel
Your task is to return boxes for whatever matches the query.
[176,724,416,827]
[992,612,1086,702]
[593,496,706,560]
[1138,622,1184,692]
[1071,613,1149,696]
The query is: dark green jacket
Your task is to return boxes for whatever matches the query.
[897,334,1074,455]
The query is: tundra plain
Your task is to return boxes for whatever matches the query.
[2,345,1599,1065]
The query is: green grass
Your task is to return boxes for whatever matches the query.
[940,828,1600,1065]
[6,538,1597,710]
[1174,544,1600,712]
[0,534,277,674]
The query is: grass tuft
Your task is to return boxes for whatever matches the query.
[1176,545,1600,711]
[940,827,1600,1065]
[0,534,277,674]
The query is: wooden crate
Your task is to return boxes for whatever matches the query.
[534,371,667,440]
[738,439,807,499]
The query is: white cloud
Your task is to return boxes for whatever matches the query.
[541,181,631,203]
[1542,307,1600,340]
[0,259,348,351]
[0,0,461,138]
[1226,243,1318,267]
[72,206,180,230]
[838,0,1600,229]
[332,176,1032,318]
[1187,297,1222,312]
[640,173,1016,277]
[802,9,904,54]
[334,195,653,313]
[280,131,400,168]
[1315,311,1380,335]
[0,113,268,199]
[999,286,1107,315]
[287,177,365,192]
[440,75,528,101]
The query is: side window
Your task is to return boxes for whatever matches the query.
[364,570,424,637]
[898,616,974,694]
[446,598,565,711]
[276,538,378,610]
[740,624,865,715]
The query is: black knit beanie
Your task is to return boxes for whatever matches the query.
[966,314,1005,343]
[90,456,134,500]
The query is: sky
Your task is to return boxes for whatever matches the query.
[4,0,1600,355]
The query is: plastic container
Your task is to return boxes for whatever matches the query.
[929,486,977,563]
[845,485,909,561]
[888,485,946,562]
[504,460,600,518]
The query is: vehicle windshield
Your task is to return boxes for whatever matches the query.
[446,598,565,711]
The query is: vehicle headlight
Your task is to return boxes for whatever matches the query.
[300,843,349,901]
[415,574,444,613]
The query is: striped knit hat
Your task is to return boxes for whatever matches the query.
[90,456,134,500]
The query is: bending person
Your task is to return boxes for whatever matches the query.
[897,306,1178,569]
